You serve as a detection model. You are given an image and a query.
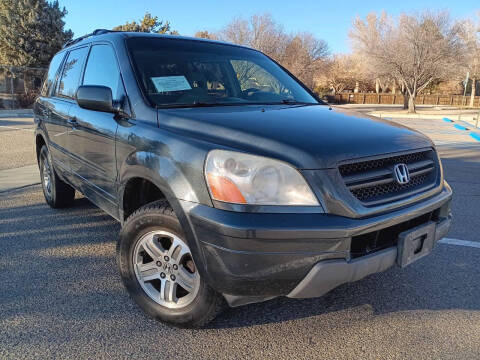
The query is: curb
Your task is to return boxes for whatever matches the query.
[0,109,33,118]
[369,111,479,125]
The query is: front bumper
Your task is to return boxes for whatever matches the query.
[180,185,452,307]
[288,215,450,299]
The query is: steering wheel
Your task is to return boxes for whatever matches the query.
[242,88,260,97]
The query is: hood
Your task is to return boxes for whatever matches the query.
[157,104,433,169]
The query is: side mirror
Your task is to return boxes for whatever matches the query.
[76,85,114,113]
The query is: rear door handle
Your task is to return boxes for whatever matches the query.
[67,117,78,127]
[42,108,51,117]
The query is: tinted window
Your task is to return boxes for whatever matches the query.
[41,52,65,97]
[57,47,89,99]
[231,60,293,97]
[83,45,122,100]
[127,38,318,107]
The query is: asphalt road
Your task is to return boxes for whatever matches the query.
[1,114,479,359]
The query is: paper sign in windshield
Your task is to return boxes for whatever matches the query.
[151,76,192,92]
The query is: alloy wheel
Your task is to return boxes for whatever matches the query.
[133,230,200,309]
[42,155,52,199]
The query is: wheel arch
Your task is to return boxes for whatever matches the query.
[118,152,211,276]
[35,133,47,162]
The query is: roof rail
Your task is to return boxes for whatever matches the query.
[62,29,115,48]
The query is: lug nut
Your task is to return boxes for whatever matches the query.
[170,274,176,281]
[173,264,178,270]
[164,256,170,261]
[160,273,166,279]
[156,261,162,267]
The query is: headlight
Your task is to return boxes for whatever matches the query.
[205,150,319,206]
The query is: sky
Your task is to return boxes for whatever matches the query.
[57,0,479,54]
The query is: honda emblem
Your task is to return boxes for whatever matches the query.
[393,163,410,185]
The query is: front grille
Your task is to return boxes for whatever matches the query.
[339,149,438,206]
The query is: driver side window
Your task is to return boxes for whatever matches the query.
[82,44,123,101]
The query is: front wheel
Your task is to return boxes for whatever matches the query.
[117,200,224,327]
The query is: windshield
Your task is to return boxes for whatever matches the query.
[126,37,319,108]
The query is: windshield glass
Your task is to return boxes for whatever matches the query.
[126,37,319,108]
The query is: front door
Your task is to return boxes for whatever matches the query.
[68,44,125,217]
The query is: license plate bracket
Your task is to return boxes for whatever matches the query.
[397,221,436,268]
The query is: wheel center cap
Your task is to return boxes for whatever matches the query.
[162,262,173,274]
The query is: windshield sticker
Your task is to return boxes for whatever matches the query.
[151,76,192,92]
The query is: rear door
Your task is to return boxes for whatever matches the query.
[68,43,125,216]
[36,51,69,170]
[49,46,89,174]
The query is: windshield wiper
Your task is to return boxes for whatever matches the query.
[280,100,318,105]
[157,100,319,109]
[157,102,228,109]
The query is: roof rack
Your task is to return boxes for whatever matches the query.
[62,29,115,48]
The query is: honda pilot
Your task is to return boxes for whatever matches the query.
[34,30,452,327]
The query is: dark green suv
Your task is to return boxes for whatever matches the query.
[34,30,452,327]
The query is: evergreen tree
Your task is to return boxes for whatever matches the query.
[113,12,178,34]
[0,0,73,68]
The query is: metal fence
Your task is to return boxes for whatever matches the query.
[326,93,480,108]
[0,65,47,109]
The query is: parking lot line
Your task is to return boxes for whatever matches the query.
[0,124,34,132]
[439,237,480,249]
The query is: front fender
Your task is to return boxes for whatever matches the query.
[119,151,202,204]
[117,149,214,279]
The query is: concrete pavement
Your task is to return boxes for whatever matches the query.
[0,115,37,171]
[0,115,39,193]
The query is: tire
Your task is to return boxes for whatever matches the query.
[39,145,75,208]
[117,200,225,328]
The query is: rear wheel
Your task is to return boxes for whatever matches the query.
[117,200,224,327]
[39,145,75,208]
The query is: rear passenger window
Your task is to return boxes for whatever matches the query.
[41,52,65,97]
[56,46,89,99]
[83,45,122,100]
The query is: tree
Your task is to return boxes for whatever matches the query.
[350,11,465,112]
[458,15,480,107]
[220,14,289,61]
[0,0,72,94]
[281,32,329,89]
[194,30,217,40]
[319,54,359,94]
[113,12,178,34]
[218,14,329,90]
[0,0,72,67]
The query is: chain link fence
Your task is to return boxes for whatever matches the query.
[0,65,47,109]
